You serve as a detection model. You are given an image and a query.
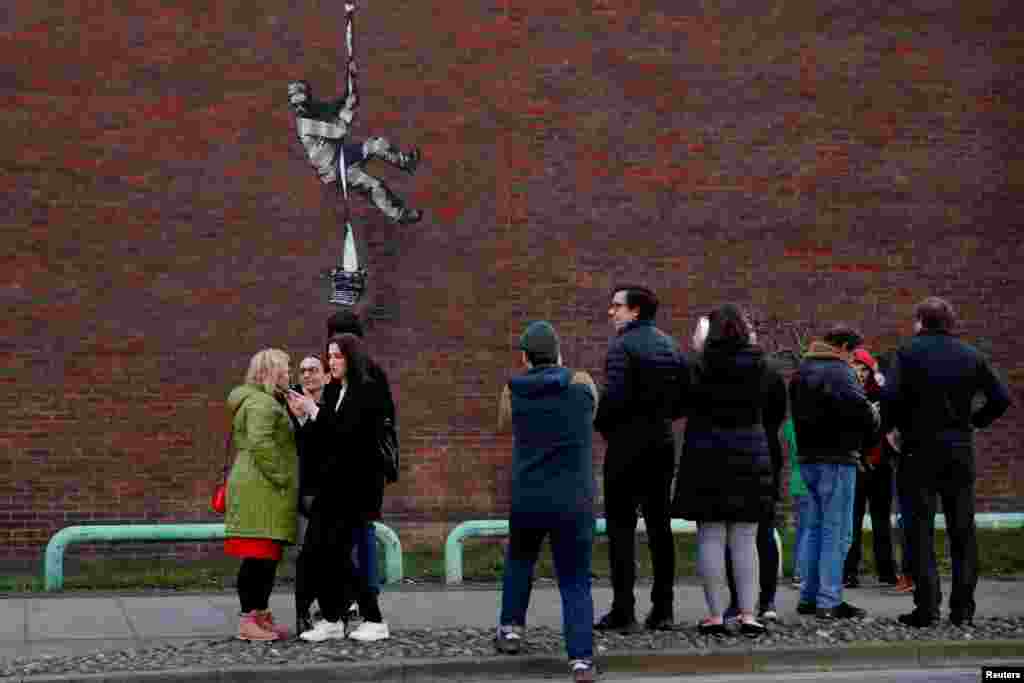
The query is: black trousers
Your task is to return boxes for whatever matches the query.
[901,442,978,620]
[237,558,278,613]
[294,496,317,618]
[604,436,676,616]
[302,502,383,624]
[844,462,898,581]
[726,513,778,610]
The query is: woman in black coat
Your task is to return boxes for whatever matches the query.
[672,304,787,636]
[287,333,391,643]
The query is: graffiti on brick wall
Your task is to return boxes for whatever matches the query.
[286,2,424,305]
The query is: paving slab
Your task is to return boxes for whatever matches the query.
[121,597,235,638]
[26,637,142,660]
[0,598,25,640]
[27,597,132,640]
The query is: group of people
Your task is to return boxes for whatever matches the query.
[218,288,1011,683]
[499,289,1010,682]
[223,312,395,644]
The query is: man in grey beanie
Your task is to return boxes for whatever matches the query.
[495,321,600,683]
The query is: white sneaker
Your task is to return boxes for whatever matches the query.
[300,619,346,642]
[348,620,390,642]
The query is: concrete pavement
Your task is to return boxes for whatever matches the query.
[2,578,1024,662]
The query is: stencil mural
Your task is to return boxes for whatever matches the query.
[287,2,423,305]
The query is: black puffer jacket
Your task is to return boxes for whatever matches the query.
[789,341,879,466]
[594,319,686,443]
[881,330,1011,453]
[673,344,786,522]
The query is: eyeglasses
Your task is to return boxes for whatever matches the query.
[299,366,322,374]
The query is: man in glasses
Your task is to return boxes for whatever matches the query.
[291,355,329,635]
[594,285,686,633]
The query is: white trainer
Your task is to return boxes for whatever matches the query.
[347,620,390,642]
[299,619,346,642]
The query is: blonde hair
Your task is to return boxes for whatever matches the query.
[245,348,290,394]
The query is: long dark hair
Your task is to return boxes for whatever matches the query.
[325,333,369,386]
[704,303,754,353]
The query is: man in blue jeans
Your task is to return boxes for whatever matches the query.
[495,321,599,683]
[789,326,879,620]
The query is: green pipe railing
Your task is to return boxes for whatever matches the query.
[444,518,776,585]
[44,522,403,591]
[864,512,1024,531]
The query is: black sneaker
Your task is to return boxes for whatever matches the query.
[898,610,938,628]
[595,611,641,633]
[817,602,866,620]
[697,621,729,637]
[843,575,860,589]
[949,610,975,628]
[878,575,899,586]
[796,601,817,615]
[644,609,675,631]
[739,619,767,637]
[494,625,523,654]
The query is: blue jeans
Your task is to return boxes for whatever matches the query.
[499,514,594,660]
[352,523,379,595]
[799,464,856,609]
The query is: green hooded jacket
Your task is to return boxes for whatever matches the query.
[224,384,298,544]
[784,418,808,497]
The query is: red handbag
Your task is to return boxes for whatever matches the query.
[210,433,233,514]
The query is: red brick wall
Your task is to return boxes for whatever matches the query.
[2,0,1022,561]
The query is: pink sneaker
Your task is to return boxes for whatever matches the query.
[238,612,278,641]
[255,610,290,638]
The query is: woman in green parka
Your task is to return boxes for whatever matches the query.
[224,348,299,641]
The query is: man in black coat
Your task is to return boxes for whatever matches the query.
[881,297,1011,628]
[593,285,686,632]
[789,326,879,620]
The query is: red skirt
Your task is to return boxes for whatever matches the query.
[224,537,283,561]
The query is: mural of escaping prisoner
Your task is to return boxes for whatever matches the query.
[288,4,423,224]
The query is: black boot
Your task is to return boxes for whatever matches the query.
[644,607,675,631]
[379,145,421,174]
[398,147,421,174]
[396,207,423,224]
[296,610,313,638]
[595,610,642,633]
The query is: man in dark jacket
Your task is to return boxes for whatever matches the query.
[291,353,328,634]
[881,297,1011,628]
[789,326,878,620]
[495,321,599,683]
[593,285,686,632]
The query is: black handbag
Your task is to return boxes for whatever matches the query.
[377,417,399,484]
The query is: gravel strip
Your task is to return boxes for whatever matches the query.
[4,616,1024,679]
